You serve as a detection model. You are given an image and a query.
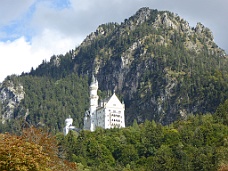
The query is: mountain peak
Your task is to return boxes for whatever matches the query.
[129,7,151,25]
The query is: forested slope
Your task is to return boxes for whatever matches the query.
[0,74,89,133]
[58,100,228,171]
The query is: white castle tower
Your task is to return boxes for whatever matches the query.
[84,75,125,132]
[89,75,99,131]
[63,116,76,135]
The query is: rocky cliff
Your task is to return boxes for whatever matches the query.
[0,77,25,123]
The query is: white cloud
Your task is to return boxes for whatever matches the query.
[0,37,32,81]
[0,29,78,82]
[31,28,76,54]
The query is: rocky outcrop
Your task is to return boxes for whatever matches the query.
[0,79,25,123]
[154,12,177,29]
[125,7,151,27]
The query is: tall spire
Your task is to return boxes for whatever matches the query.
[89,74,99,132]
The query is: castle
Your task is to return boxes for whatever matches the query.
[83,75,125,132]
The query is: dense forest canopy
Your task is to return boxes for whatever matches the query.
[59,100,228,170]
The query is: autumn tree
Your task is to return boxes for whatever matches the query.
[0,127,77,171]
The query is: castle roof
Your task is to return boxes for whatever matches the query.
[105,92,123,108]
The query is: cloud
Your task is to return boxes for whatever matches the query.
[0,0,35,26]
[0,37,32,81]
[0,29,76,82]
[31,28,78,54]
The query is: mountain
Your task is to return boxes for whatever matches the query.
[0,7,228,133]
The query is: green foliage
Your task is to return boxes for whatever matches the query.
[59,111,228,170]
[214,99,228,125]
[0,74,89,134]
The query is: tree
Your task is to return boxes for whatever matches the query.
[214,100,228,125]
[152,145,176,171]
[0,127,77,171]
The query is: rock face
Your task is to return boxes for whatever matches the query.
[0,78,25,123]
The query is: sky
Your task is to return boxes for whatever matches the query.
[0,0,227,82]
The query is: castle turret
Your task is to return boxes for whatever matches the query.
[89,75,99,131]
